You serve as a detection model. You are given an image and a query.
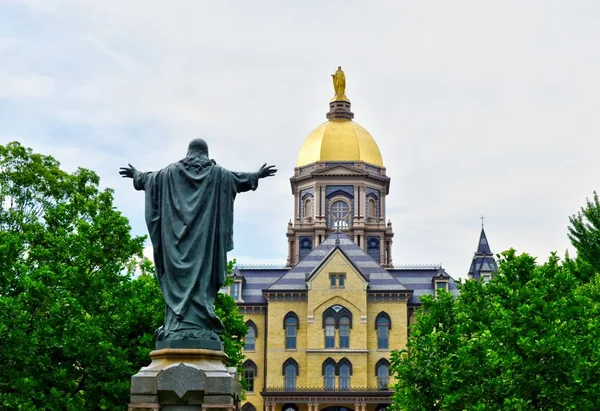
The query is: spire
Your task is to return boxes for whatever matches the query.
[327,66,354,120]
[468,219,498,281]
[476,228,493,255]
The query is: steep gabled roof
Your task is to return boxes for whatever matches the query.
[268,233,406,291]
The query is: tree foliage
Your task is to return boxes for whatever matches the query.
[568,191,600,277]
[390,193,600,410]
[0,142,246,409]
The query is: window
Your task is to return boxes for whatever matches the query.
[283,359,298,391]
[367,237,380,262]
[322,305,353,349]
[245,321,257,351]
[330,200,351,229]
[339,363,351,390]
[376,359,390,390]
[339,316,350,348]
[284,312,298,350]
[303,197,312,220]
[329,273,345,288]
[368,197,377,219]
[376,313,390,349]
[325,316,335,348]
[242,404,256,411]
[482,273,491,283]
[243,360,257,393]
[434,281,448,297]
[230,282,241,300]
[324,362,335,390]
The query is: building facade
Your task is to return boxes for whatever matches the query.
[232,68,496,411]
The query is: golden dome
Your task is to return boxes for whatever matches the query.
[296,119,384,167]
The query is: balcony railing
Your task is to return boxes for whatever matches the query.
[263,386,391,393]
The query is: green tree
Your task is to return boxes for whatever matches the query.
[568,191,600,276]
[0,142,248,409]
[390,192,600,410]
[0,141,147,409]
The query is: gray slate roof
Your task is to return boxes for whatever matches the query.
[236,232,460,306]
[268,233,406,291]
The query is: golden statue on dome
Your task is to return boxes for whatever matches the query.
[331,66,348,101]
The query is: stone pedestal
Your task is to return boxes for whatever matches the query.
[129,349,241,411]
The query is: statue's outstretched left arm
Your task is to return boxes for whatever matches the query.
[231,163,277,193]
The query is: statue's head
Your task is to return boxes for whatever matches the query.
[187,138,209,158]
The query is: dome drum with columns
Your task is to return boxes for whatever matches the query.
[287,67,394,268]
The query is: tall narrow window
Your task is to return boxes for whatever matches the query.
[242,360,257,393]
[325,316,335,348]
[376,360,390,390]
[245,321,257,351]
[339,316,350,348]
[283,359,298,391]
[376,313,390,349]
[285,314,298,349]
[324,362,335,390]
[230,282,240,300]
[339,363,351,390]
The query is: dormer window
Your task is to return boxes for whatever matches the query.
[230,281,241,301]
[481,272,492,283]
[434,280,449,298]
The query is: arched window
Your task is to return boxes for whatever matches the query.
[330,200,351,230]
[242,403,256,411]
[282,404,298,411]
[324,316,335,348]
[284,312,299,349]
[376,312,391,349]
[282,358,298,391]
[337,358,352,390]
[376,359,390,390]
[245,321,257,351]
[368,197,377,219]
[303,197,313,221]
[322,358,336,390]
[339,316,350,348]
[242,360,257,392]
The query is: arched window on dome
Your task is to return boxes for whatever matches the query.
[368,197,377,220]
[329,200,351,230]
[303,197,313,222]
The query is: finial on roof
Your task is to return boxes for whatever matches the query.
[480,214,485,228]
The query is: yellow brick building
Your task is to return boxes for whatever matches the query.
[231,68,487,411]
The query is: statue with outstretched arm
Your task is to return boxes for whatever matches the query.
[120,138,276,349]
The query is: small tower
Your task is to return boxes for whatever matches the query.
[286,67,394,267]
[468,216,498,282]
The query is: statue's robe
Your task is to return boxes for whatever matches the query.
[133,157,258,335]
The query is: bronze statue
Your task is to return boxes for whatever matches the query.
[331,66,346,100]
[120,139,276,349]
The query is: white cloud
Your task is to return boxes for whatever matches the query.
[0,72,56,98]
[1,1,599,278]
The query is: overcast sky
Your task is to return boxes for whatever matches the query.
[1,0,599,278]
